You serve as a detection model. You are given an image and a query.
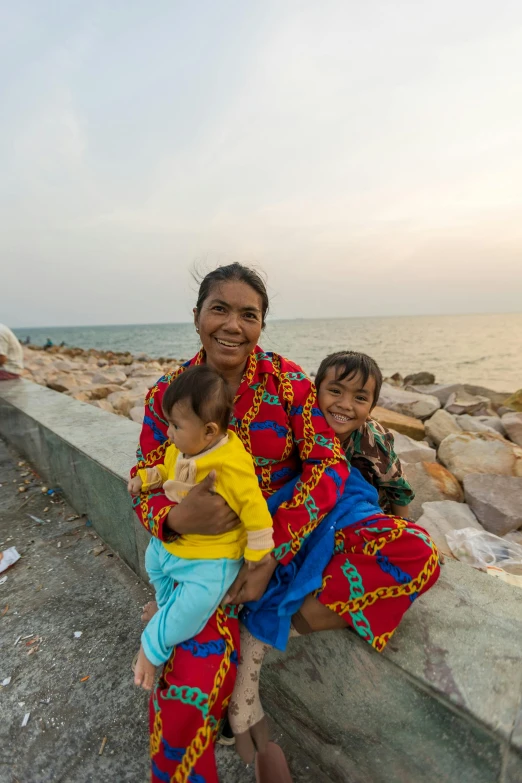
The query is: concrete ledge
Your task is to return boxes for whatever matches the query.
[1,380,521,783]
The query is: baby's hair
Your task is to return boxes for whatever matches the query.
[162,366,233,432]
[315,351,383,407]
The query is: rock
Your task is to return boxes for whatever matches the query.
[65,384,121,401]
[377,383,440,420]
[438,432,522,482]
[460,384,511,410]
[463,474,522,536]
[384,372,403,387]
[445,390,492,416]
[409,383,463,406]
[389,430,436,463]
[404,371,435,386]
[456,415,502,436]
[129,362,163,377]
[416,501,483,556]
[45,373,82,393]
[505,530,522,547]
[51,358,77,372]
[474,416,506,436]
[129,405,144,423]
[502,412,522,447]
[424,409,461,447]
[502,389,522,412]
[106,390,145,417]
[122,376,160,394]
[371,408,425,441]
[403,462,464,521]
[91,368,127,385]
[97,359,108,367]
[89,399,116,414]
[134,353,152,362]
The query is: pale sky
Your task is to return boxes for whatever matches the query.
[2,1,522,327]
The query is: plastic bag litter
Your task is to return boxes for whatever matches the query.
[446,527,522,587]
[0,547,21,574]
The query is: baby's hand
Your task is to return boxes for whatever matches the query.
[246,553,273,571]
[128,476,143,495]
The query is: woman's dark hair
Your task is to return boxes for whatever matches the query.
[315,351,383,407]
[194,262,269,327]
[162,366,233,432]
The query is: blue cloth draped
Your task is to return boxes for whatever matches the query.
[241,467,383,650]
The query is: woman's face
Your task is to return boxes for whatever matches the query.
[194,280,263,374]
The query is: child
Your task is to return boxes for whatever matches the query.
[315,350,414,517]
[128,365,274,691]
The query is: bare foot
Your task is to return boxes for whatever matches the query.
[141,601,158,623]
[133,645,156,691]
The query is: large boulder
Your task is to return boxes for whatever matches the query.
[389,431,436,463]
[91,368,127,385]
[424,409,461,446]
[502,412,522,447]
[128,362,163,377]
[65,383,121,401]
[438,432,522,482]
[377,383,440,420]
[371,408,425,441]
[45,372,84,393]
[445,390,492,417]
[122,376,160,394]
[463,474,522,536]
[403,371,435,386]
[416,501,484,557]
[472,416,506,437]
[403,461,464,521]
[88,399,116,414]
[456,414,502,436]
[501,389,522,412]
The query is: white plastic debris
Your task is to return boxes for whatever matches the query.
[74,631,82,639]
[1,677,11,686]
[0,547,21,574]
[21,712,30,727]
[0,577,7,586]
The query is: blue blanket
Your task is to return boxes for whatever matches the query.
[241,467,382,651]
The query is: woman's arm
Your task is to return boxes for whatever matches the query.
[270,376,349,566]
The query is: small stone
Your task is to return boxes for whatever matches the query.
[463,474,522,536]
[416,501,483,556]
[425,409,461,447]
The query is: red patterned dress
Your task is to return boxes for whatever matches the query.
[131,347,439,783]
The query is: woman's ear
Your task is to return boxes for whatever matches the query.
[193,308,200,333]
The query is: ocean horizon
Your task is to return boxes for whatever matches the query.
[14,312,522,393]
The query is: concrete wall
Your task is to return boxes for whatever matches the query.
[1,380,521,783]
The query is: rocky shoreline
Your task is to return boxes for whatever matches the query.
[20,346,522,568]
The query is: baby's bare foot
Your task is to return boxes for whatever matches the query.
[141,601,158,623]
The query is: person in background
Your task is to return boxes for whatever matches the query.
[43,337,54,350]
[0,323,24,380]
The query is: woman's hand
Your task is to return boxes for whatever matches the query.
[223,556,278,605]
[166,471,241,536]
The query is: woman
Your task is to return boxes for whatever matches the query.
[132,263,440,783]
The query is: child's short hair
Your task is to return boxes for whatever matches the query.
[315,351,383,407]
[162,366,233,432]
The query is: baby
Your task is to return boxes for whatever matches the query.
[128,365,274,690]
[315,350,414,517]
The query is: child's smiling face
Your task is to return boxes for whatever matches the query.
[317,367,376,443]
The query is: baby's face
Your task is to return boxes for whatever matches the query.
[317,368,376,444]
[166,401,212,457]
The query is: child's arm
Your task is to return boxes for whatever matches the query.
[364,420,415,516]
[129,447,177,496]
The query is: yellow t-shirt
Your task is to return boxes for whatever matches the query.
[138,431,273,562]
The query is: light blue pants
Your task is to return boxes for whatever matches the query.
[142,537,242,667]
